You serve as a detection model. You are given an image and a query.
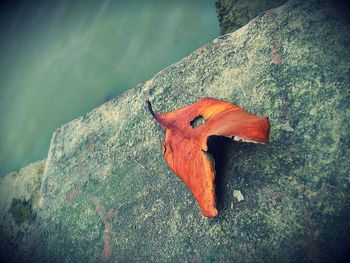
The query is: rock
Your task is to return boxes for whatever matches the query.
[215,0,286,34]
[0,159,46,262]
[3,0,349,261]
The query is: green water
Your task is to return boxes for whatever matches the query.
[0,0,219,176]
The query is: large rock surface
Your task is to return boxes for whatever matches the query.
[2,0,350,261]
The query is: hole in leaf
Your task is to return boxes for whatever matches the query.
[190,115,206,128]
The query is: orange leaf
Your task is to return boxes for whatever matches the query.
[147,98,270,217]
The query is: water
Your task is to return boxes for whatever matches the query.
[0,0,219,176]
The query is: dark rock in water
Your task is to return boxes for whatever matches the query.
[215,0,287,34]
[2,0,350,261]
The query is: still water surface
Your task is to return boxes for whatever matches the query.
[0,0,219,176]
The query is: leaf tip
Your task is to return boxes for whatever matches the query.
[202,207,218,218]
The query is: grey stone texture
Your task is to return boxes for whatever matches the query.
[1,0,350,262]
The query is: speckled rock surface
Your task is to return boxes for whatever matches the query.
[0,159,46,262]
[29,0,350,261]
[215,0,286,34]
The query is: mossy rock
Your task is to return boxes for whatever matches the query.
[0,159,46,262]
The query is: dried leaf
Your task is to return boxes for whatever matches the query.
[147,97,270,217]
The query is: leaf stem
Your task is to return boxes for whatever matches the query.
[146,100,156,118]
